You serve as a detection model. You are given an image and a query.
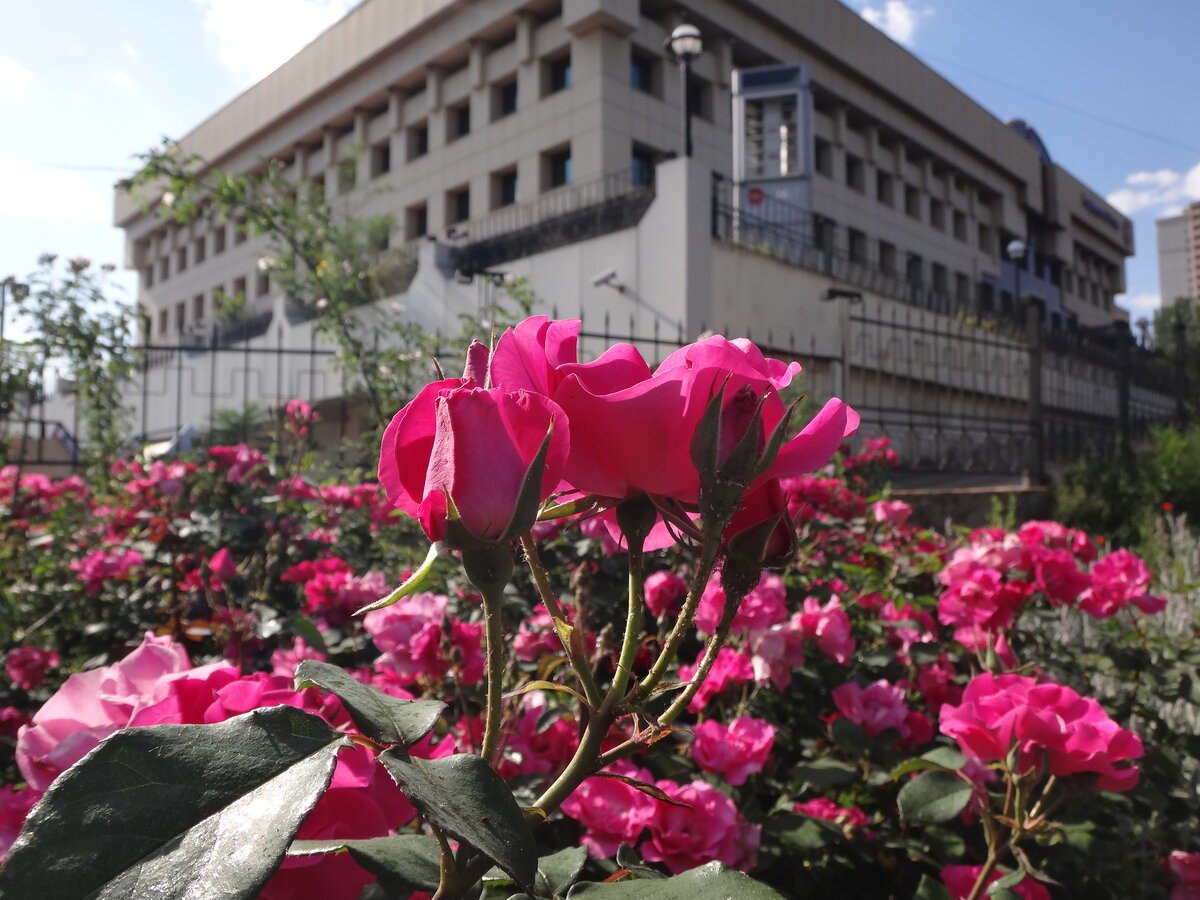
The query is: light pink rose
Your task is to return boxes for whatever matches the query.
[645,570,688,618]
[798,595,855,665]
[641,779,760,874]
[691,716,775,785]
[270,638,328,678]
[831,680,908,738]
[872,499,912,526]
[748,615,806,689]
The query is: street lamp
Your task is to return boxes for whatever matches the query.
[666,24,703,158]
[1006,238,1027,319]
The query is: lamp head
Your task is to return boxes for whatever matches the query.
[1005,238,1028,262]
[668,24,703,61]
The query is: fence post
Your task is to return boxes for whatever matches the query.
[1175,313,1190,425]
[1114,321,1133,454]
[1024,298,1045,484]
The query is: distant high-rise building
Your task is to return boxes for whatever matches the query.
[1158,201,1200,308]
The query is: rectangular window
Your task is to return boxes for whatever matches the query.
[744,98,799,178]
[879,241,897,274]
[232,276,247,299]
[955,272,971,303]
[337,158,357,193]
[814,138,833,178]
[906,252,924,285]
[812,215,835,252]
[930,199,946,231]
[213,226,226,255]
[932,262,948,295]
[193,237,206,265]
[447,186,470,225]
[448,101,471,142]
[234,217,249,244]
[371,143,391,178]
[687,74,712,121]
[905,185,921,220]
[407,122,429,161]
[848,228,868,264]
[876,171,894,206]
[159,257,170,281]
[845,154,865,193]
[953,210,967,241]
[978,223,993,255]
[193,294,205,321]
[544,147,572,189]
[630,47,658,95]
[256,272,270,297]
[492,168,518,209]
[176,247,188,273]
[544,51,572,96]
[632,143,658,187]
[158,309,168,336]
[143,265,155,289]
[406,203,428,240]
[492,79,518,120]
[175,302,186,334]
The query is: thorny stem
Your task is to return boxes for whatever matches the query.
[629,540,722,703]
[520,533,602,707]
[478,583,506,767]
[604,535,647,709]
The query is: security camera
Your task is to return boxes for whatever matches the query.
[591,268,618,288]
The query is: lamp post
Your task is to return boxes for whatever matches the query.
[666,24,703,158]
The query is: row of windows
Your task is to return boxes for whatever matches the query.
[156,271,271,337]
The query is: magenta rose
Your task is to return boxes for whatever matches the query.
[793,797,872,836]
[0,786,41,863]
[644,570,687,618]
[691,716,776,786]
[378,379,569,546]
[561,761,658,858]
[1167,851,1200,899]
[871,499,912,526]
[677,647,755,712]
[641,779,760,874]
[832,680,910,739]
[941,864,1051,900]
[5,646,60,691]
[798,595,856,665]
[694,571,788,637]
[939,672,1143,791]
[1079,549,1166,617]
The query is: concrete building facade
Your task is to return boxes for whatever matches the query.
[1157,201,1200,308]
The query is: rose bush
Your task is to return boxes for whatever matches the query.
[0,318,1197,899]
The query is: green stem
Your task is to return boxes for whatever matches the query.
[965,851,1000,900]
[604,537,646,709]
[630,540,722,703]
[533,707,613,815]
[479,583,506,767]
[520,533,601,707]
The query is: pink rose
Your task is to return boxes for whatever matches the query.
[941,864,1051,900]
[1080,549,1166,617]
[270,638,328,678]
[15,632,204,791]
[748,616,806,689]
[1028,546,1091,606]
[0,785,41,863]
[69,546,143,595]
[561,761,657,858]
[1167,851,1200,899]
[378,379,569,545]
[939,672,1143,791]
[793,797,871,835]
[937,564,1031,648]
[677,648,755,712]
[363,592,447,683]
[645,570,688,618]
[207,547,238,582]
[694,571,788,637]
[831,680,909,739]
[5,646,60,691]
[798,595,856,665]
[641,779,760,874]
[872,499,912,526]
[0,705,30,739]
[501,697,578,778]
[489,315,583,397]
[692,716,775,785]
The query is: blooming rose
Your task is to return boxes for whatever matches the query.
[940,864,1051,900]
[270,638,328,678]
[937,564,1031,649]
[0,706,30,740]
[0,786,41,863]
[939,672,1143,791]
[644,570,687,618]
[378,379,569,546]
[1167,851,1200,900]
[832,680,909,738]
[1079,549,1167,617]
[793,797,871,835]
[69,546,143,595]
[561,761,657,858]
[691,716,775,786]
[694,571,788,637]
[677,648,754,712]
[798,595,855,665]
[641,779,760,874]
[5,646,60,691]
[207,547,239,583]
[748,616,806,689]
[872,499,912,526]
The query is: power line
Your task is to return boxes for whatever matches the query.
[921,52,1200,156]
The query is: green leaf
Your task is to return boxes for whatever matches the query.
[913,873,953,900]
[891,747,967,779]
[0,707,348,900]
[379,748,537,891]
[791,757,858,786]
[908,642,943,666]
[504,679,587,705]
[536,846,589,897]
[567,862,785,898]
[987,868,1026,895]
[289,834,441,895]
[897,770,974,825]
[830,717,868,755]
[294,659,444,746]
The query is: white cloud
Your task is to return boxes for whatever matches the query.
[122,41,139,62]
[109,70,133,88]
[0,55,34,98]
[1116,292,1161,321]
[192,0,360,84]
[1107,162,1200,216]
[858,0,930,47]
[0,153,111,226]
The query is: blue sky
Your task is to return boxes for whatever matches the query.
[1,0,1197,325]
